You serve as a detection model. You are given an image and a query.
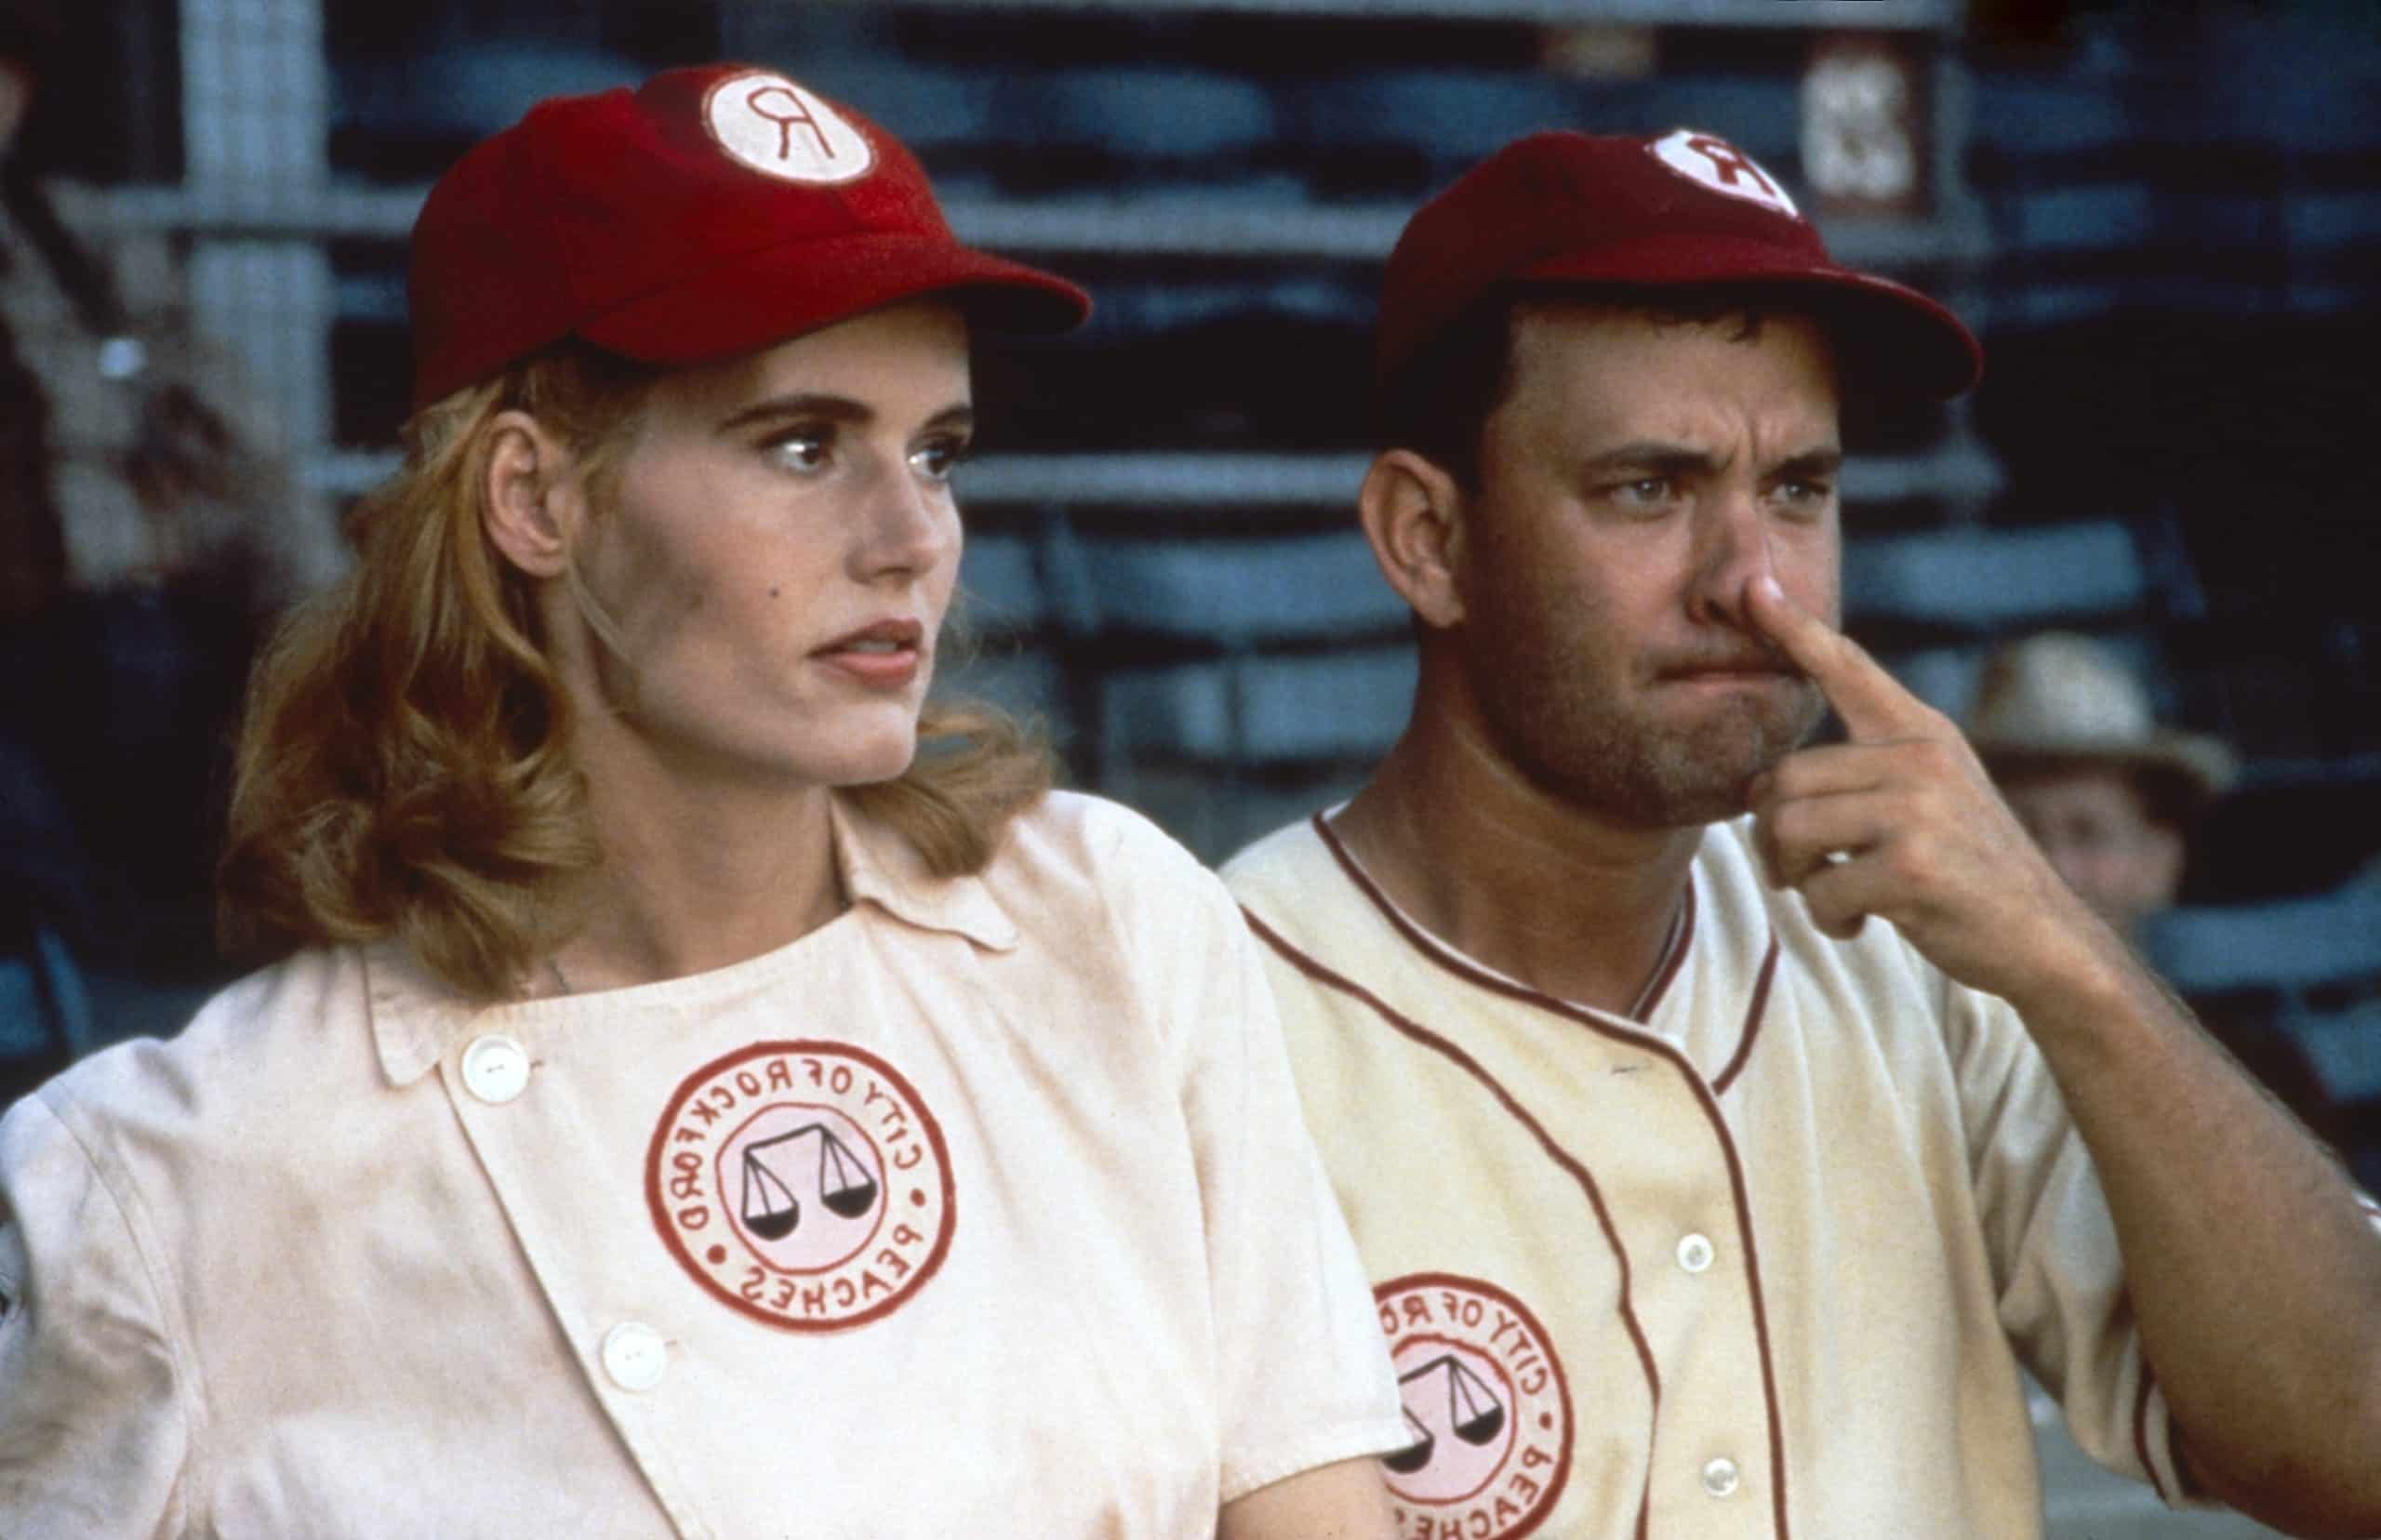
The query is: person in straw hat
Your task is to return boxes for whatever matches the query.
[1967,631,2236,941]
[1973,631,2372,1186]
[0,63,1406,1536]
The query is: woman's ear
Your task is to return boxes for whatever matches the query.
[481,410,583,580]
[1357,448,1469,630]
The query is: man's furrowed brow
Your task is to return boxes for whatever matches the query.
[1581,441,1722,475]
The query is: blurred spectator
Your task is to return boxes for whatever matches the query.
[1969,630,2364,1162]
[1967,631,2235,941]
[0,0,343,1102]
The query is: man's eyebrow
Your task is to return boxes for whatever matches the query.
[1773,446,1845,480]
[1580,442,1720,474]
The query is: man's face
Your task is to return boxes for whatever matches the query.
[1445,302,1842,830]
[2001,766,2185,937]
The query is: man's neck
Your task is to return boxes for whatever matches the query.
[1331,720,1704,1018]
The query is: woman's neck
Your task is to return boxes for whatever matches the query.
[545,742,848,993]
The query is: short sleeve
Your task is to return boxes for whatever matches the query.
[0,1091,190,1536]
[1129,843,1407,1503]
[1949,982,2200,1507]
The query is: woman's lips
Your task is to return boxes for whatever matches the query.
[814,619,925,688]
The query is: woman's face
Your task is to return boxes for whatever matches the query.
[563,299,971,791]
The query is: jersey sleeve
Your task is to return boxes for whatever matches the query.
[0,1090,191,1536]
[1945,980,2203,1507]
[1124,834,1408,1503]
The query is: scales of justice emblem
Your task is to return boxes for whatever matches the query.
[648,1041,954,1331]
[1387,1349,1510,1479]
[738,1113,881,1247]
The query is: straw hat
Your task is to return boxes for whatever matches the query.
[1967,632,2236,802]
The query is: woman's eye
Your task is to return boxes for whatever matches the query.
[765,430,832,473]
[911,437,974,483]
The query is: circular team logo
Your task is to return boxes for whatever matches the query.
[647,1041,953,1332]
[1375,1273,1572,1540]
[1648,126,1801,219]
[702,71,875,185]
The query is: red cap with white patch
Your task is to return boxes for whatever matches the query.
[1376,127,1981,401]
[406,63,1090,412]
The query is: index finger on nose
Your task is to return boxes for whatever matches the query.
[1743,574,1925,741]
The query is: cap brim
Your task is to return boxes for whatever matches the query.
[579,232,1090,368]
[1513,234,1982,401]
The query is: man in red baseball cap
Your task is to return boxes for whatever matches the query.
[1226,127,2381,1538]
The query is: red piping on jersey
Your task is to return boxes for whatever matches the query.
[1635,879,1695,1018]
[1308,812,1795,1537]
[1314,811,1698,1025]
[1710,936,1780,1097]
[1243,906,1654,1540]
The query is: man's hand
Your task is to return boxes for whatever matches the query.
[1749,574,2381,1535]
[1741,574,2112,1009]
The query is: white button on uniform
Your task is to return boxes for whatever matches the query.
[602,1321,669,1391]
[1702,1456,1742,1498]
[459,1034,531,1105]
[1676,1232,1716,1274]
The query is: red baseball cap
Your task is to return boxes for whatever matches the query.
[407,63,1091,412]
[1377,127,1982,401]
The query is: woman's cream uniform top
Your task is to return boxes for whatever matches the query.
[1222,810,2319,1540]
[0,791,1405,1537]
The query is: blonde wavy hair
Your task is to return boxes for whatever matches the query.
[218,339,1052,1002]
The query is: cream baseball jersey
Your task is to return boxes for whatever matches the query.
[1223,810,2214,1540]
[0,792,1405,1536]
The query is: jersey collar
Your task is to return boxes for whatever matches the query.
[828,791,1020,955]
[366,795,1020,1086]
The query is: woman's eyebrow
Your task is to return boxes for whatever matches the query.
[713,392,872,436]
[712,396,976,436]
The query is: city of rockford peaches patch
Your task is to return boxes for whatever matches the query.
[1374,1272,1574,1539]
[647,1041,953,1331]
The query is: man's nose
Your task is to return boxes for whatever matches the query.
[1686,490,1776,630]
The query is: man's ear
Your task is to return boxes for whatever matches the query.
[481,410,584,580]
[1357,448,1468,630]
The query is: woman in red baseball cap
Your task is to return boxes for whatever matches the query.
[0,66,1404,1536]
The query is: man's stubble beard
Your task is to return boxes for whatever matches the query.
[1469,644,1827,831]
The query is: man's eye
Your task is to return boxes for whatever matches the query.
[1612,477,1672,507]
